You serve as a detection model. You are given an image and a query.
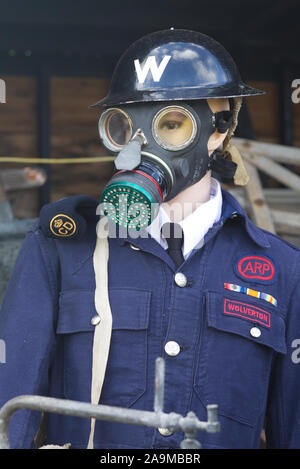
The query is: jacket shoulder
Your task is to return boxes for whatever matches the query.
[261,227,300,253]
[38,195,99,240]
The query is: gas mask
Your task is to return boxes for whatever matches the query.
[99,100,233,230]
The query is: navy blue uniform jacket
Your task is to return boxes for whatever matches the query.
[1,190,300,449]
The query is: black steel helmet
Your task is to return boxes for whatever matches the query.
[91,28,264,108]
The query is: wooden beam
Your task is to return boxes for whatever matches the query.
[229,188,300,206]
[271,210,300,235]
[242,152,300,192]
[233,138,300,165]
[279,65,294,146]
[243,158,276,233]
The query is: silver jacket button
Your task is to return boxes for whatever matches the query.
[130,244,140,250]
[250,327,261,338]
[91,315,101,326]
[174,272,187,287]
[164,341,180,356]
[158,427,174,436]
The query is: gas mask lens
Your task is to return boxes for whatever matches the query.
[152,106,197,151]
[99,108,132,151]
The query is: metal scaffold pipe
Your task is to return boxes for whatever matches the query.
[0,357,220,449]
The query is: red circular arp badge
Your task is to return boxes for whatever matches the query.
[234,253,277,284]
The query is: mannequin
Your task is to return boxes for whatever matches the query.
[1,29,300,451]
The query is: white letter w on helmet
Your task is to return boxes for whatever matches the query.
[134,56,171,83]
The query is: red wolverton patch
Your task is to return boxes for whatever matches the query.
[234,253,276,284]
[224,299,271,328]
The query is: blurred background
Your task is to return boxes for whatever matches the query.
[0,2,299,446]
[0,0,299,209]
[0,0,300,301]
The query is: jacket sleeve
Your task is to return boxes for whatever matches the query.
[0,225,59,449]
[266,254,300,448]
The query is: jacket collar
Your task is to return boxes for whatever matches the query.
[221,190,270,248]
[114,188,271,249]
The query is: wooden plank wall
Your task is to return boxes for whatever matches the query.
[50,77,112,201]
[246,81,280,144]
[247,80,300,148]
[0,76,40,217]
[0,76,37,159]
[0,76,299,215]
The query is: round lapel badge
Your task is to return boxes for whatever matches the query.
[234,253,277,284]
[50,214,77,237]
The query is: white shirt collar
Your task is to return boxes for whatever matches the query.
[146,178,222,259]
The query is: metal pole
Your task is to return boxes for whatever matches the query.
[154,357,164,414]
[0,358,220,449]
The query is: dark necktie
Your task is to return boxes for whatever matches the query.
[161,222,184,268]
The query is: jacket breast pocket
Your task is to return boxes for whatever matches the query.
[56,288,151,408]
[193,290,287,427]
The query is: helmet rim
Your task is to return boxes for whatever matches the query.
[90,83,264,108]
[90,28,265,109]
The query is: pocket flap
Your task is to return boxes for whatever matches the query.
[206,290,287,354]
[57,288,151,334]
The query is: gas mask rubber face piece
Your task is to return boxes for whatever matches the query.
[99,100,215,230]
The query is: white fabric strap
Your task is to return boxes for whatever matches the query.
[87,217,112,449]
